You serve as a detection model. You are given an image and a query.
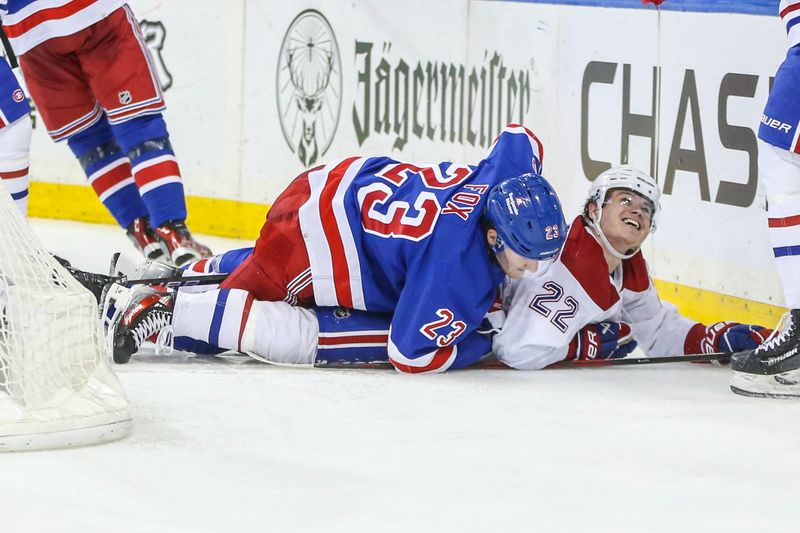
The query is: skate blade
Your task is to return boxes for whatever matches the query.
[730,371,800,399]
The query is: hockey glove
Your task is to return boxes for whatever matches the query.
[641,0,665,5]
[685,322,773,363]
[566,322,637,360]
[476,291,506,338]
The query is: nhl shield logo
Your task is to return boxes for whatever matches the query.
[276,10,342,166]
[333,307,351,320]
[118,90,133,105]
[12,89,24,103]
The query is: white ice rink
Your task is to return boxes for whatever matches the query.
[3,219,799,532]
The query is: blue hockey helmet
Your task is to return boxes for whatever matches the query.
[485,172,566,260]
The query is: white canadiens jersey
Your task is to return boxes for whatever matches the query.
[492,217,697,370]
[782,0,800,49]
[0,0,127,56]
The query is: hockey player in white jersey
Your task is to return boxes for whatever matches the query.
[492,166,772,369]
[729,0,800,398]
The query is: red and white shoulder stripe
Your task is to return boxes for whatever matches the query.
[298,156,368,310]
[781,0,800,49]
[387,335,459,374]
[1,0,127,56]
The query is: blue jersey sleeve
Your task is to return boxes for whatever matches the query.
[483,124,545,177]
[385,246,498,373]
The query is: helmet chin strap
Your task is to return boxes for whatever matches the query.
[586,204,639,260]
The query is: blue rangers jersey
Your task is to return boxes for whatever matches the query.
[297,124,544,372]
[759,1,800,153]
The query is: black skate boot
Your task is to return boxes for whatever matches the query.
[730,309,800,375]
[110,285,175,364]
[153,219,212,267]
[127,217,169,262]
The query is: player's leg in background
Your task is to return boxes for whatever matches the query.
[79,6,210,266]
[16,30,171,262]
[730,46,800,395]
[0,114,31,216]
[0,59,32,215]
[760,142,800,310]
[66,118,167,261]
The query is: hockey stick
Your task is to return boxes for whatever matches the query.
[63,262,229,289]
[116,273,229,288]
[548,352,729,368]
[316,352,730,370]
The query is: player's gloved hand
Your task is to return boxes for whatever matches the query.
[477,290,506,338]
[641,0,665,5]
[698,322,772,353]
[566,322,637,360]
[686,322,773,364]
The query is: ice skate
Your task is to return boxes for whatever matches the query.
[126,216,169,262]
[154,220,212,267]
[730,369,800,399]
[730,309,800,375]
[106,284,175,364]
[730,310,800,398]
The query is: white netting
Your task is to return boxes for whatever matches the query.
[0,188,132,451]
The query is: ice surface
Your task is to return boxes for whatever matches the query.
[3,219,798,533]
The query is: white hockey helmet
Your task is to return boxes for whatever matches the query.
[587,165,661,232]
[585,165,661,259]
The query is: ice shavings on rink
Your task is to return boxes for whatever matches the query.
[2,218,797,533]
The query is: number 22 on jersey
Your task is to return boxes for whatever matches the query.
[528,281,579,333]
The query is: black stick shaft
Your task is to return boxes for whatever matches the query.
[548,352,728,368]
[316,352,729,370]
[120,273,229,288]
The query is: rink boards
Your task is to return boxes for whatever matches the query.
[20,0,788,325]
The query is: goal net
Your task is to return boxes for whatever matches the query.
[0,188,132,451]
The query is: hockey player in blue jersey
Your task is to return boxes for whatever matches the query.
[105,125,567,373]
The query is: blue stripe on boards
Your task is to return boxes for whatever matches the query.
[774,245,800,258]
[498,0,776,16]
[209,289,230,346]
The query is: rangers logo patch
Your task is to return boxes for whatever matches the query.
[118,90,132,105]
[12,89,24,103]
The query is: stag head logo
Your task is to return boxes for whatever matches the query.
[277,10,342,166]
